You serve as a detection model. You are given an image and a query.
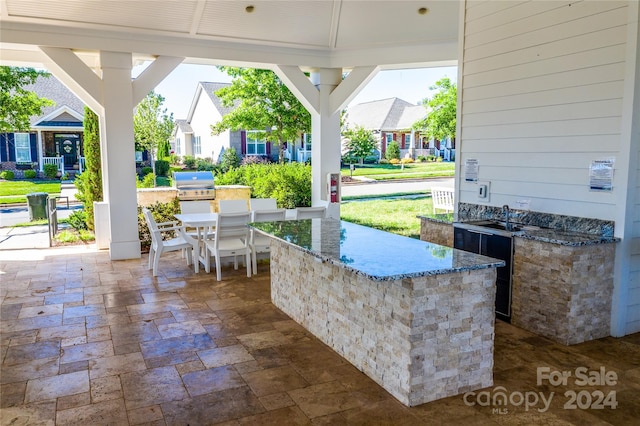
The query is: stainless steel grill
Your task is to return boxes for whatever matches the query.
[173,171,216,200]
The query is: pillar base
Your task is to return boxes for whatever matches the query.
[109,240,141,260]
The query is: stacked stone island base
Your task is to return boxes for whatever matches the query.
[268,237,498,406]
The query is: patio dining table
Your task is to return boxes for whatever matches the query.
[175,212,217,273]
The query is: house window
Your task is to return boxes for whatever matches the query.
[303,133,312,151]
[193,136,201,155]
[246,131,266,155]
[175,138,181,155]
[404,134,411,148]
[385,133,393,144]
[14,133,31,163]
[135,151,143,162]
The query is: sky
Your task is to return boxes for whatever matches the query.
[142,64,458,119]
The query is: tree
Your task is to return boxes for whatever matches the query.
[157,138,171,160]
[74,107,102,230]
[211,67,310,163]
[414,77,457,141]
[343,126,376,164]
[0,66,54,132]
[385,141,400,161]
[133,91,174,183]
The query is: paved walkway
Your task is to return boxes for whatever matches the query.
[0,181,81,250]
[1,248,638,425]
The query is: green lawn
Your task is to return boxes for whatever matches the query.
[342,162,455,180]
[0,180,62,204]
[340,196,452,239]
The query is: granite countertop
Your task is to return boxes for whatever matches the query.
[250,218,504,281]
[452,220,619,246]
[512,228,619,246]
[417,214,453,224]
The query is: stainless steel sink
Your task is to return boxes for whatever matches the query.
[454,220,523,236]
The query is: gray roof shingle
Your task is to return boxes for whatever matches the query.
[345,97,427,131]
[24,74,85,126]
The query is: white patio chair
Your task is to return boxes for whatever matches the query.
[249,198,277,211]
[179,200,215,240]
[203,211,252,281]
[294,206,327,219]
[249,208,286,275]
[179,200,212,214]
[218,199,249,213]
[143,208,194,277]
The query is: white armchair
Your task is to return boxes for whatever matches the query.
[203,211,252,281]
[143,208,194,277]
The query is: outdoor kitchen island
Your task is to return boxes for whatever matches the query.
[250,218,505,406]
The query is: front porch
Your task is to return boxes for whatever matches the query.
[1,247,638,424]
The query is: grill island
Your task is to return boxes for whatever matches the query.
[251,218,504,406]
[173,171,216,200]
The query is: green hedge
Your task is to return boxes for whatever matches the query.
[215,163,311,208]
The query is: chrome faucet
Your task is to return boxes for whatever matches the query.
[502,205,511,230]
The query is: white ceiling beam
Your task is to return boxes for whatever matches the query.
[1,21,457,71]
[273,65,321,115]
[38,46,104,114]
[189,0,207,36]
[132,55,184,106]
[329,0,342,48]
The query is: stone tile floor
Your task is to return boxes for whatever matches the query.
[1,246,638,425]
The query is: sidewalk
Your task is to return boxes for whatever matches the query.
[0,181,81,250]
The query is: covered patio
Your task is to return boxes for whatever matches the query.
[1,247,639,425]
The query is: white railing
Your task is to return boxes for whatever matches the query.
[42,156,64,173]
[297,150,311,163]
[399,148,435,160]
[78,157,86,174]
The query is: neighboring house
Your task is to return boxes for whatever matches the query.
[344,97,455,161]
[173,81,312,164]
[0,74,85,177]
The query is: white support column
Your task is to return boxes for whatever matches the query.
[310,69,342,213]
[274,65,378,218]
[98,51,141,259]
[37,130,43,172]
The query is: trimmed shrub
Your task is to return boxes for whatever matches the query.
[220,147,241,173]
[195,158,218,172]
[67,210,88,231]
[385,141,400,161]
[44,163,59,179]
[137,173,156,188]
[400,158,414,164]
[155,160,170,177]
[137,198,180,251]
[23,169,37,179]
[378,158,389,164]
[417,155,427,162]
[389,158,400,164]
[0,170,15,180]
[183,156,196,169]
[140,166,153,177]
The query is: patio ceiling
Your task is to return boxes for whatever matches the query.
[0,0,459,71]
